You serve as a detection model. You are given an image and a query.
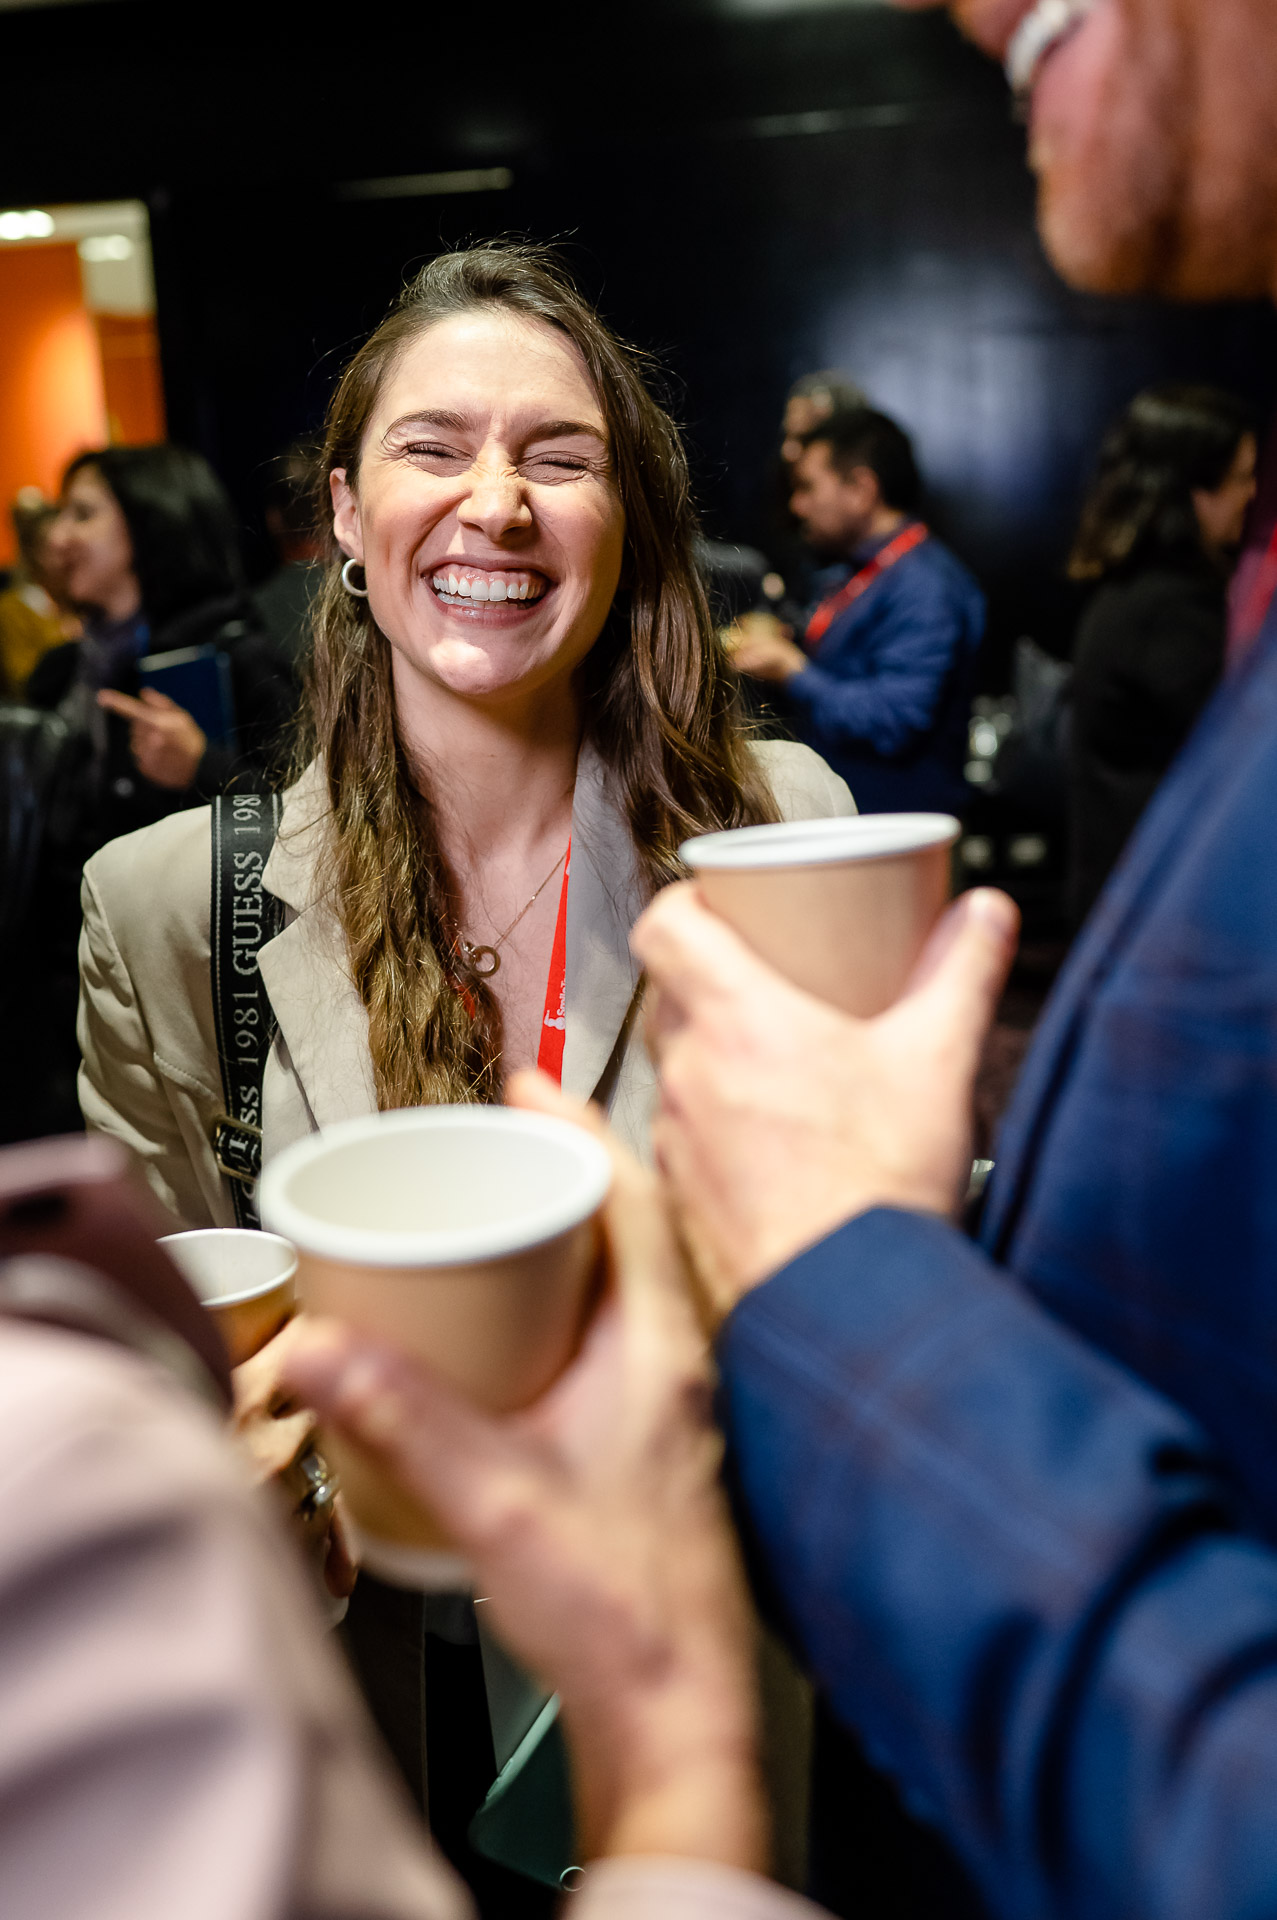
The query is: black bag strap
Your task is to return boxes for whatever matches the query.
[209,793,283,1228]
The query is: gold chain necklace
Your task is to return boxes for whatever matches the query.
[457,843,569,979]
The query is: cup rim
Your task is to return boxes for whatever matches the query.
[257,1106,613,1269]
[680,811,961,872]
[158,1228,298,1307]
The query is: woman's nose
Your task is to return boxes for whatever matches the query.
[459,460,533,538]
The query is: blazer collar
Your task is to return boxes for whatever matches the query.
[561,740,646,1099]
[257,751,644,1120]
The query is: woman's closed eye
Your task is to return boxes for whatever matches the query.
[402,440,470,467]
[400,442,601,482]
[520,453,597,481]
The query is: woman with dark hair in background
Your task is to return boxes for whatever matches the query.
[31,444,297,839]
[1068,383,1258,921]
[5,445,298,1142]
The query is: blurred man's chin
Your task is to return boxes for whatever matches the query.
[1039,173,1277,303]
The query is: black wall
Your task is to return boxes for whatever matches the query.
[7,0,1277,679]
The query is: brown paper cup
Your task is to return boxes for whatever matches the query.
[258,1108,611,1560]
[159,1228,297,1367]
[680,813,961,1017]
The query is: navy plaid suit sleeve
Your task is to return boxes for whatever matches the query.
[718,1208,1277,1920]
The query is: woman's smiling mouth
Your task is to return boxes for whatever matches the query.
[430,564,550,609]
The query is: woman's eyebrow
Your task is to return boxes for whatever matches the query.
[523,419,608,444]
[383,410,607,444]
[384,409,472,436]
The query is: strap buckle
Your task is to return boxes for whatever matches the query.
[210,1111,263,1188]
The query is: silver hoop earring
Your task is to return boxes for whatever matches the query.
[341,557,369,598]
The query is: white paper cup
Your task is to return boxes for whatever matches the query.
[680,812,961,1017]
[159,1228,298,1367]
[258,1107,612,1558]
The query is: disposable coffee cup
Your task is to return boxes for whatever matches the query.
[159,1227,298,1367]
[258,1107,612,1575]
[679,812,961,1018]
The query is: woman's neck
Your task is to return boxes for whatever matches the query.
[392,658,581,866]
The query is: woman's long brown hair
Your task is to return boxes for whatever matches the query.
[299,241,778,1110]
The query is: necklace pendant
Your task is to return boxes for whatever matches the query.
[466,944,501,978]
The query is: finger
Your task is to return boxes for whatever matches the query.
[505,1068,602,1135]
[96,688,149,720]
[642,979,686,1066]
[137,688,181,711]
[281,1317,521,1547]
[893,888,1020,1058]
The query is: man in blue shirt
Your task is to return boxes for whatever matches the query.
[732,408,985,813]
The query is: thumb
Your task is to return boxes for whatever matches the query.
[896,886,1019,1047]
[138,687,181,712]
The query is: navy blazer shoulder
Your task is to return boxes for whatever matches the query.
[983,604,1277,1534]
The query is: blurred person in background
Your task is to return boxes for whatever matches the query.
[0,489,79,696]
[253,438,326,675]
[779,372,868,469]
[4,447,297,1143]
[1067,383,1256,921]
[30,445,298,836]
[732,407,985,813]
[766,374,870,620]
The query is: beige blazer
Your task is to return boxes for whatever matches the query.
[79,739,852,1229]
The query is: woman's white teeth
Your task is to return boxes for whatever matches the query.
[432,570,541,603]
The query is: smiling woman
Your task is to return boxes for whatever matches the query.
[72,240,849,1199]
[72,239,852,1903]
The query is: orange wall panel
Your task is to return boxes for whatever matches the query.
[0,243,108,563]
[95,312,166,447]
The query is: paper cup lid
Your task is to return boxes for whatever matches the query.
[680,812,961,872]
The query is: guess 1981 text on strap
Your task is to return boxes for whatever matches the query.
[210,793,283,1228]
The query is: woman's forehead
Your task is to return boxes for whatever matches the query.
[65,465,109,502]
[375,310,605,433]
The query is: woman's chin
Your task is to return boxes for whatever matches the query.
[408,635,566,704]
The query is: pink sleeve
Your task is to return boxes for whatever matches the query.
[0,1318,467,1920]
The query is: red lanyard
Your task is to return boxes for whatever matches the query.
[535,838,570,1084]
[450,839,570,1084]
[804,521,929,648]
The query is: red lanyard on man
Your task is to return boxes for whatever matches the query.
[804,521,930,648]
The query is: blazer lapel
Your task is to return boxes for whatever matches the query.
[258,753,645,1120]
[258,765,377,1129]
[561,742,646,1101]
[983,616,1277,1256]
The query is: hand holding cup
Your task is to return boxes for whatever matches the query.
[634,881,1020,1318]
[281,1075,767,1873]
